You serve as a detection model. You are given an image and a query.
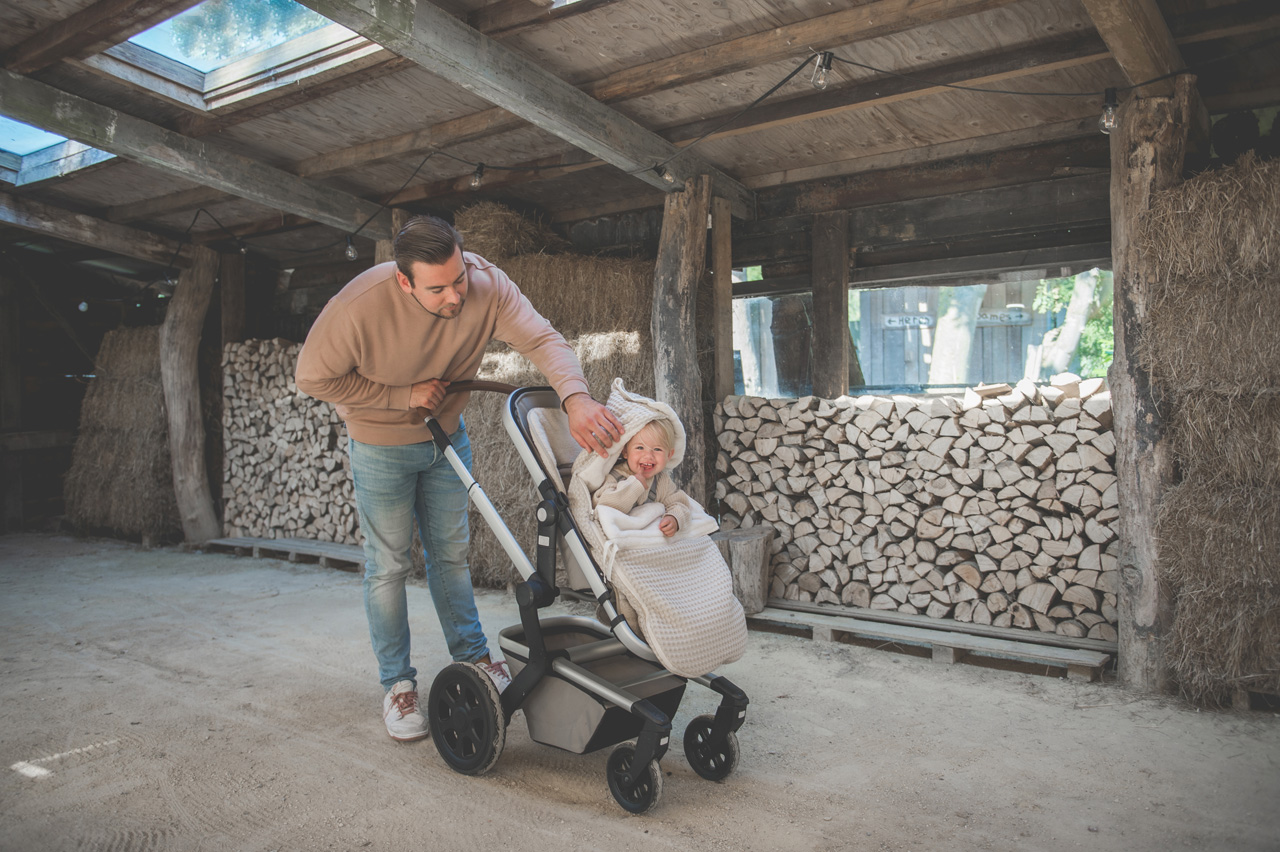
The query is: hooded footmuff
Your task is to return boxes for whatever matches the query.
[568,378,746,678]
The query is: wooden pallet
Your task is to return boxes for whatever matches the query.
[206,537,364,572]
[749,606,1112,682]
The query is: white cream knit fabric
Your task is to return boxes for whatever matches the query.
[569,378,746,678]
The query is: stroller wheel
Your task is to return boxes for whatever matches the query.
[605,743,663,814]
[427,662,506,776]
[683,714,740,781]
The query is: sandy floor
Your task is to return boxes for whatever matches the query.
[1,533,1277,852]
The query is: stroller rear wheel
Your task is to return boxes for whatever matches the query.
[427,662,506,776]
[683,714,740,781]
[605,743,663,814]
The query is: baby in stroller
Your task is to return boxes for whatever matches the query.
[569,378,746,678]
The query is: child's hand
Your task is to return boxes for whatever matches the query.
[659,515,678,536]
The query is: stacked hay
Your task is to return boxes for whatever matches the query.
[1138,152,1280,705]
[64,326,182,542]
[454,201,569,262]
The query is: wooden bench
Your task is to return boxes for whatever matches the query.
[206,537,364,572]
[749,606,1112,682]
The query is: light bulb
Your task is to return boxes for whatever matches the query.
[1099,88,1118,135]
[78,301,89,312]
[470,163,485,190]
[812,52,834,90]
[344,237,358,261]
[654,165,676,184]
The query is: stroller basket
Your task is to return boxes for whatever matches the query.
[421,384,748,813]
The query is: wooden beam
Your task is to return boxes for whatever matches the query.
[0,191,191,268]
[652,175,712,504]
[711,197,735,402]
[582,0,1021,104]
[374,209,412,265]
[1,0,201,74]
[106,186,233,225]
[0,69,395,240]
[220,252,246,346]
[295,0,753,217]
[811,212,850,399]
[1109,78,1194,694]
[160,245,222,543]
[1080,0,1183,96]
[0,273,20,532]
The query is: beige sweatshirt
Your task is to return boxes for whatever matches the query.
[591,462,694,531]
[295,254,589,445]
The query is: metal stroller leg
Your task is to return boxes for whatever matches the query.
[501,573,557,719]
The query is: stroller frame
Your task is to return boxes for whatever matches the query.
[421,386,748,813]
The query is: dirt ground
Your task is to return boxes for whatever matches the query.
[1,533,1277,852]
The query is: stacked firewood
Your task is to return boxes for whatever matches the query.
[222,339,359,544]
[714,377,1119,641]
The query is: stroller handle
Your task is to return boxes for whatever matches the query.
[444,379,519,396]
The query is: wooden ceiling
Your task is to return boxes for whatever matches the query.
[0,0,1277,285]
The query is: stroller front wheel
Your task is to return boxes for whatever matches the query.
[683,714,740,781]
[605,743,663,814]
[427,662,507,776]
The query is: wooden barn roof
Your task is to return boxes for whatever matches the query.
[0,0,1277,287]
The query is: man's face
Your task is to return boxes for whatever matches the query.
[395,245,468,319]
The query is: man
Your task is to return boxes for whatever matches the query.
[296,215,622,742]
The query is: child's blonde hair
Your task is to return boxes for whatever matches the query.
[634,418,676,453]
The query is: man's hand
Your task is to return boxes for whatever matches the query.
[409,378,450,413]
[564,392,623,458]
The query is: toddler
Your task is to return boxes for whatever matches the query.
[590,417,693,536]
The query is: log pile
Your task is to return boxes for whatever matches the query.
[714,376,1119,641]
[222,339,359,545]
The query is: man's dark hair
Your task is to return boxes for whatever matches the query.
[393,215,464,282]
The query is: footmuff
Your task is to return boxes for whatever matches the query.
[568,378,746,678]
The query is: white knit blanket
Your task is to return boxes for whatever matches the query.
[568,378,746,678]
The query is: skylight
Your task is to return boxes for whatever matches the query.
[129,0,337,73]
[0,116,67,156]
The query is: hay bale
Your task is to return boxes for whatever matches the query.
[1158,482,1280,705]
[501,253,654,340]
[455,201,569,262]
[64,326,182,542]
[1170,392,1280,488]
[1137,153,1280,390]
[466,332,654,587]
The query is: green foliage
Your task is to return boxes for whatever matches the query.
[1033,276,1075,318]
[744,265,763,281]
[170,0,326,62]
[1076,298,1113,378]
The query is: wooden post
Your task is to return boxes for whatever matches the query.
[1109,75,1194,693]
[711,196,735,402]
[160,245,221,543]
[811,211,850,399]
[653,175,711,504]
[220,251,246,345]
[1,274,21,531]
[374,209,413,265]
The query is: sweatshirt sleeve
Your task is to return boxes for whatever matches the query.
[653,474,694,530]
[294,301,414,410]
[488,268,590,402]
[592,469,650,515]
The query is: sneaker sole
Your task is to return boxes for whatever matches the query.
[387,729,429,742]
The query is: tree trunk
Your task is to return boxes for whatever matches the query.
[653,175,711,504]
[1110,76,1194,693]
[1040,270,1099,377]
[160,245,221,543]
[928,285,987,385]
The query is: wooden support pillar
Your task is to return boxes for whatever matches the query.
[1,274,21,531]
[811,211,850,399]
[1110,75,1195,693]
[711,196,735,402]
[653,175,711,504]
[160,245,221,543]
[374,209,413,265]
[220,251,246,345]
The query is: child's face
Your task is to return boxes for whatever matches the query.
[622,425,669,479]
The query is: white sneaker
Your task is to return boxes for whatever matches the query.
[382,680,428,741]
[478,659,511,693]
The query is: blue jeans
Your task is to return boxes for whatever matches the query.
[349,421,489,691]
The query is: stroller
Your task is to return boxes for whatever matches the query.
[421,382,748,813]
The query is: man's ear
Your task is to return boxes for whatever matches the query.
[394,268,412,293]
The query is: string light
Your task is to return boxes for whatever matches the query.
[344,236,358,261]
[811,51,834,90]
[1099,88,1118,135]
[469,163,485,189]
[653,164,676,184]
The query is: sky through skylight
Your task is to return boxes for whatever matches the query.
[0,117,66,156]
